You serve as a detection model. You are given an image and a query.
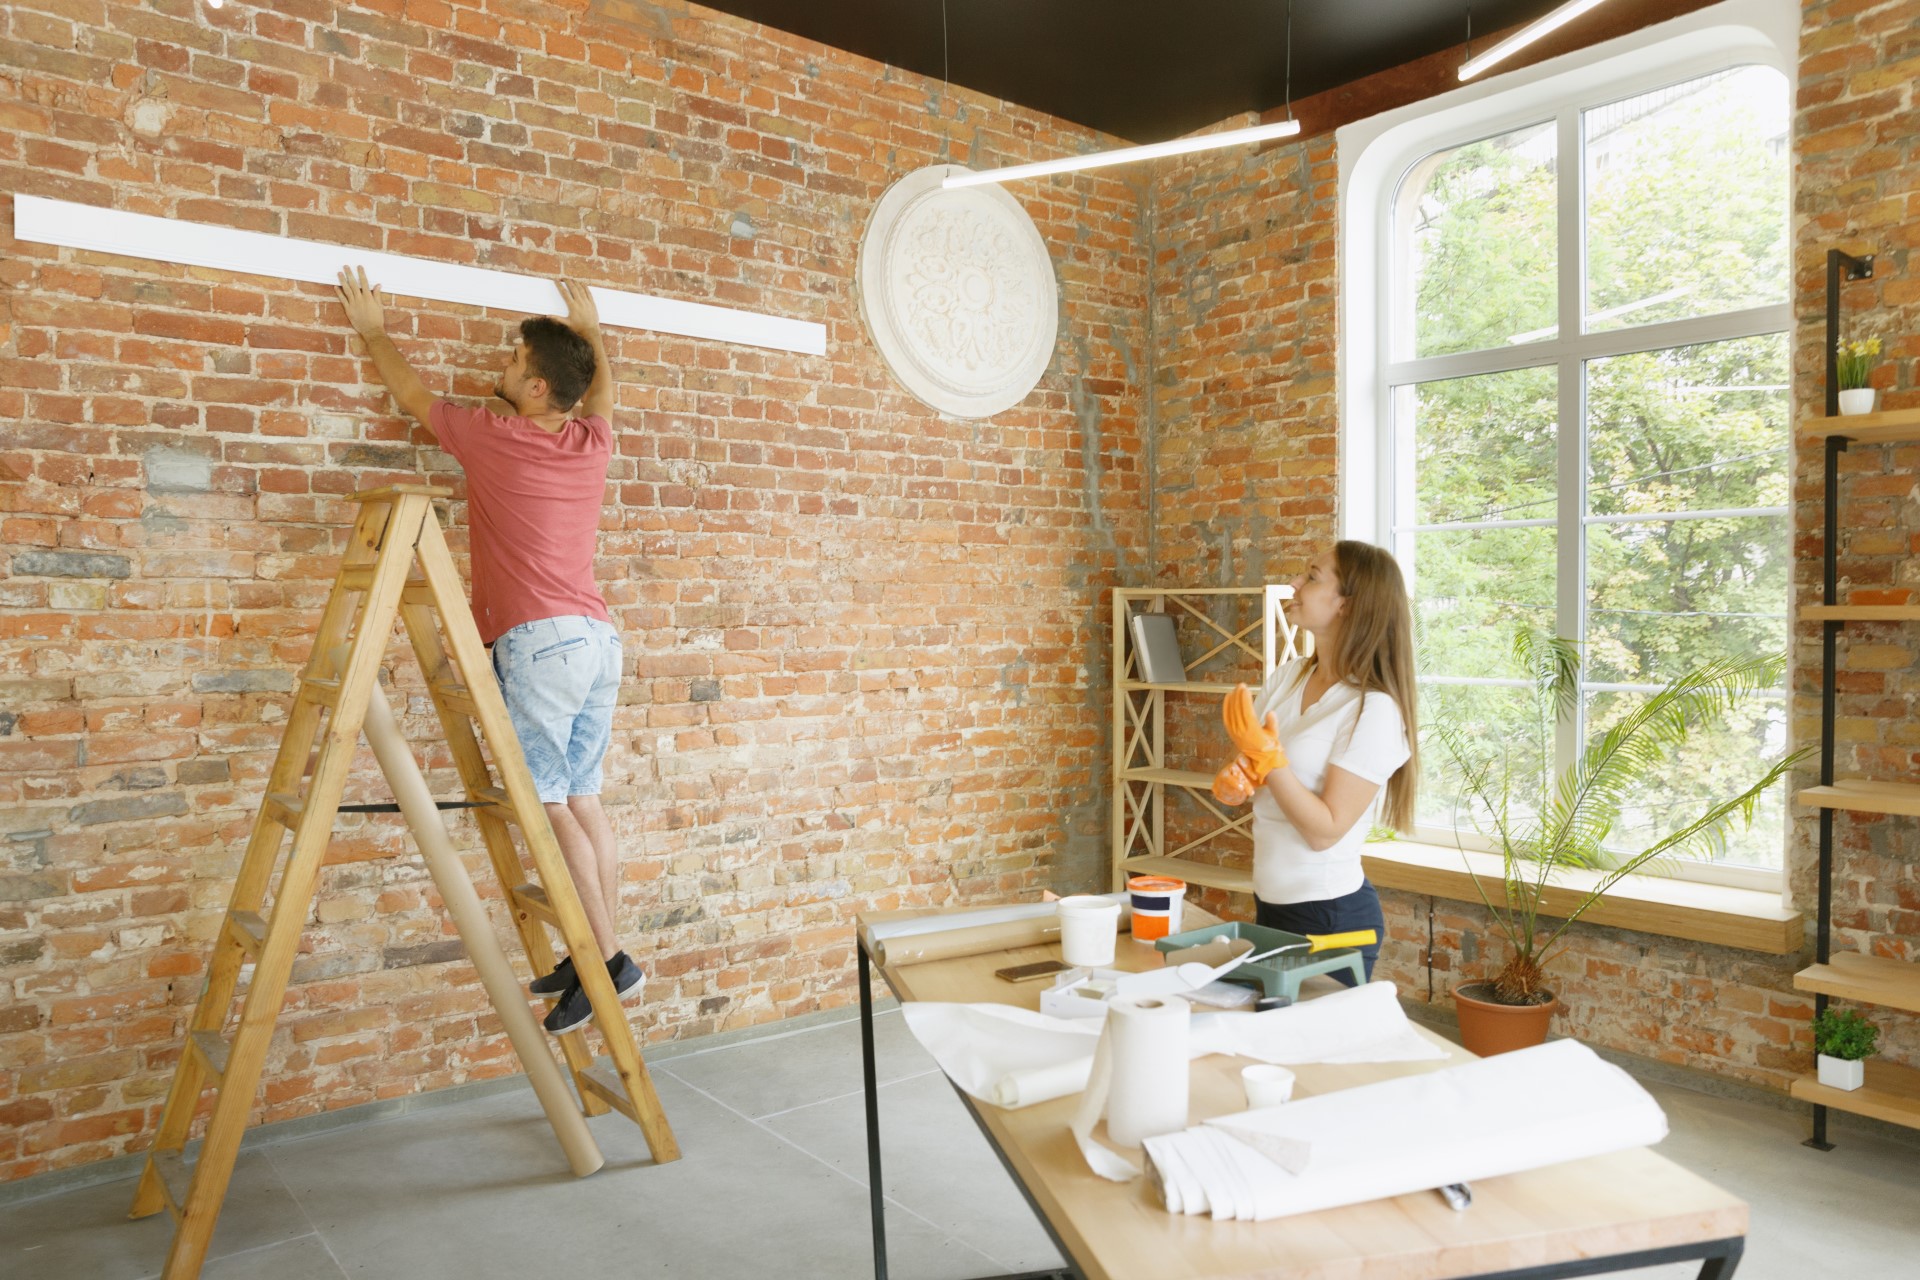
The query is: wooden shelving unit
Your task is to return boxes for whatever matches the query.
[1794,953,1920,1015]
[1795,779,1920,818]
[1110,586,1305,895]
[1794,404,1920,444]
[1795,247,1920,1148]
[1789,1058,1920,1130]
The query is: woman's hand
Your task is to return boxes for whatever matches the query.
[1211,757,1257,805]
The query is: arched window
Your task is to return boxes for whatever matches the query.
[1341,7,1794,888]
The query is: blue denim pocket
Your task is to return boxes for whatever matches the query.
[533,636,588,663]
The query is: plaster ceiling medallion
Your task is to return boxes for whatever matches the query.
[857,164,1059,419]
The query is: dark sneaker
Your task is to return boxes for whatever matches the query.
[530,955,576,998]
[541,982,593,1035]
[607,951,645,1000]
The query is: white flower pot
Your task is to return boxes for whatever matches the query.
[1837,387,1877,416]
[1817,1053,1865,1091]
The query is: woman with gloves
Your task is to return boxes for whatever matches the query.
[1212,542,1419,982]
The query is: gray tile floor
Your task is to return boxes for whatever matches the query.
[2,1006,1915,1279]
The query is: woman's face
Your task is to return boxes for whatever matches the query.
[1290,550,1347,635]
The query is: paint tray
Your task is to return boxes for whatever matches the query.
[1153,921,1364,1001]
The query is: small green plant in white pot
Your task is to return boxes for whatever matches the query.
[1835,336,1881,415]
[1813,1007,1878,1092]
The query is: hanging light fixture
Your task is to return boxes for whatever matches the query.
[945,0,1303,189]
[1458,0,1617,81]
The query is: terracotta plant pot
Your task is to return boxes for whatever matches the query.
[1454,982,1558,1056]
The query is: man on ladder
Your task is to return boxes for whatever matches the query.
[335,266,642,1035]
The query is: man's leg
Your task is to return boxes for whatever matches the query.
[545,801,619,961]
[567,793,620,931]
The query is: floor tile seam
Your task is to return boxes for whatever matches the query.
[647,1005,888,1065]
[133,1227,329,1280]
[662,1070,1024,1274]
[746,1066,945,1121]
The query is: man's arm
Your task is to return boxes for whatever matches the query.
[336,266,438,436]
[557,280,614,421]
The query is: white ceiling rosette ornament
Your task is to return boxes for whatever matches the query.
[856,164,1059,419]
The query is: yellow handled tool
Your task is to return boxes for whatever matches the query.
[1270,929,1377,956]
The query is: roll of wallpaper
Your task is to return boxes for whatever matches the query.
[862,893,1130,967]
[1104,995,1191,1149]
[362,678,604,1178]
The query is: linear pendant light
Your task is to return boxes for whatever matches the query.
[1458,0,1617,81]
[941,117,1303,189]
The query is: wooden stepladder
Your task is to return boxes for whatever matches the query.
[131,486,678,1278]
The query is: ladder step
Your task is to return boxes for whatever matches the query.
[299,676,343,708]
[511,883,557,926]
[226,910,266,957]
[262,791,304,828]
[340,566,429,594]
[432,680,479,718]
[188,1030,231,1085]
[577,1066,640,1123]
[150,1150,189,1222]
[476,786,519,824]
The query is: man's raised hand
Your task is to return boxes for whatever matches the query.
[335,266,387,339]
[557,280,601,335]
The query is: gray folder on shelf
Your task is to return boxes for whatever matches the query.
[1129,613,1188,683]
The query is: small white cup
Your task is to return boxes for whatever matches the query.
[1242,1064,1296,1109]
[1056,895,1121,968]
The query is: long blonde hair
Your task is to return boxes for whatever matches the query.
[1301,540,1419,831]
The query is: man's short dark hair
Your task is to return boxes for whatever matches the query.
[519,316,597,412]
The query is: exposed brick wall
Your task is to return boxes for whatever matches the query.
[1784,0,1920,1064]
[0,0,1149,1180]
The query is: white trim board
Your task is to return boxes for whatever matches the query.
[11,194,827,357]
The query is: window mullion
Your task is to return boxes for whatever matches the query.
[1554,105,1585,778]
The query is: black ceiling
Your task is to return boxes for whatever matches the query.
[698,0,1567,141]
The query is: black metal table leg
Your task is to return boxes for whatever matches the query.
[859,941,888,1280]
[1697,1234,1744,1280]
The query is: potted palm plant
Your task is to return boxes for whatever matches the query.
[1432,629,1803,1056]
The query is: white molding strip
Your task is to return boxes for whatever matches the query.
[11,194,827,357]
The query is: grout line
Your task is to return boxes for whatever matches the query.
[749,1067,944,1122]
[661,1067,1028,1275]
[136,1228,329,1280]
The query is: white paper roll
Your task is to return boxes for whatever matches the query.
[1105,995,1190,1149]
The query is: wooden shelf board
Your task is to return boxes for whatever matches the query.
[1798,406,1920,444]
[1795,779,1920,818]
[1801,605,1920,622]
[1120,680,1237,693]
[1794,952,1920,1014]
[1120,854,1253,896]
[1789,1057,1920,1130]
[1120,767,1216,789]
[1114,587,1283,597]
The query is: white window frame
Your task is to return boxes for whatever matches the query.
[1338,0,1798,891]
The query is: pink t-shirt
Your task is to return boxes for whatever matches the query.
[429,400,613,645]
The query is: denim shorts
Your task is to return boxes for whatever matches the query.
[490,616,622,805]
[1255,880,1386,986]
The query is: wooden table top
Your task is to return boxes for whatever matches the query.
[867,909,1746,1280]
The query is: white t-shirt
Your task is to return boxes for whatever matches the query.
[1248,659,1411,905]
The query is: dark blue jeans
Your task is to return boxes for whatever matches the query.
[1255,879,1385,986]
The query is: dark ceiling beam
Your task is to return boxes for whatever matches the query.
[1256,0,1727,147]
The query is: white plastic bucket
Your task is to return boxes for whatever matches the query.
[1057,895,1122,968]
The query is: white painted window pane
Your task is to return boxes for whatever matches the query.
[1584,66,1790,332]
[1405,122,1557,358]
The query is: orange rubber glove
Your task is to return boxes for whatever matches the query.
[1210,756,1257,804]
[1222,683,1285,782]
